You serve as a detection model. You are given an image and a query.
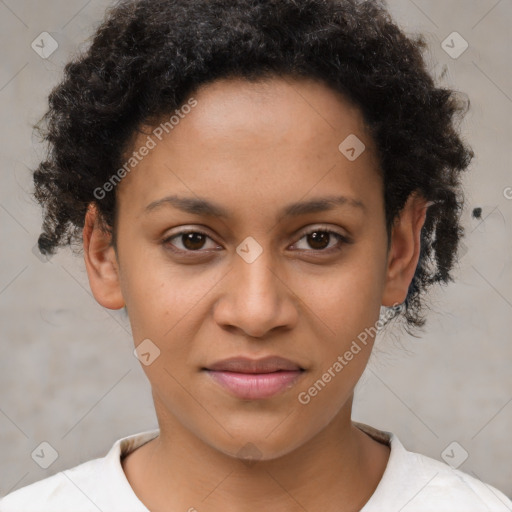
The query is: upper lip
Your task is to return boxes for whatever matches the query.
[204,356,304,373]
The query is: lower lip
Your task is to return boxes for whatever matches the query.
[204,370,304,399]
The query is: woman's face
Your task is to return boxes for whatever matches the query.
[85,76,423,460]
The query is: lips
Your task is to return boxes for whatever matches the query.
[203,356,305,400]
[204,355,304,373]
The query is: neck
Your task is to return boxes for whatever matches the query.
[122,394,389,512]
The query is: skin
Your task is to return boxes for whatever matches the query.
[83,76,429,512]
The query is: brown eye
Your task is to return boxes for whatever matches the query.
[181,232,207,251]
[293,228,349,252]
[306,231,331,250]
[163,230,218,253]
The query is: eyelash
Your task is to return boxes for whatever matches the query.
[162,226,351,256]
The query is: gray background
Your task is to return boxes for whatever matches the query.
[1,0,511,501]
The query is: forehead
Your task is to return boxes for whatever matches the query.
[180,75,369,147]
[116,75,381,223]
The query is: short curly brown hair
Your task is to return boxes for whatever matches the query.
[32,0,474,333]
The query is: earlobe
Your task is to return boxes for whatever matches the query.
[381,193,431,307]
[83,203,125,310]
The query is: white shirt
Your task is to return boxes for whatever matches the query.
[1,422,511,511]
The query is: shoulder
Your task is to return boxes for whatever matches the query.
[355,422,512,512]
[0,430,159,512]
[0,457,105,512]
[404,449,512,511]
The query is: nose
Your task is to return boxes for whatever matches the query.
[213,246,299,338]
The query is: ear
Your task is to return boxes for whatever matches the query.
[83,203,125,310]
[381,192,431,307]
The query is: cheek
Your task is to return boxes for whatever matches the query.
[297,257,385,345]
[292,276,379,428]
[294,246,386,401]
[119,247,209,339]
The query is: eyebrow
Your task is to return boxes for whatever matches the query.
[144,194,366,219]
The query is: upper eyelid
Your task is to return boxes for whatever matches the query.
[164,225,349,249]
